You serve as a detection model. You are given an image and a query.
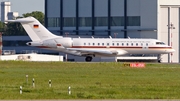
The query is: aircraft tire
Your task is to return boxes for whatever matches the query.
[85,56,92,62]
[158,60,161,63]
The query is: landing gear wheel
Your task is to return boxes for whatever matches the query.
[158,60,161,63]
[85,56,92,62]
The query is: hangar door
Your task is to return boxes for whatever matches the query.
[160,7,180,63]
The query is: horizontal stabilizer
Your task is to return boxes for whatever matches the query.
[6,19,34,23]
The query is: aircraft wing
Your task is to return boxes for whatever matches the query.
[67,48,127,55]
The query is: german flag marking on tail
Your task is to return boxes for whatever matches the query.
[33,24,39,28]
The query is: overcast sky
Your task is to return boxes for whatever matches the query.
[8,0,44,16]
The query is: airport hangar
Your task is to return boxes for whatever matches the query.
[2,0,180,62]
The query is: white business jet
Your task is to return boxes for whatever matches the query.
[6,17,175,62]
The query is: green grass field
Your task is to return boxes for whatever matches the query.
[0,61,180,99]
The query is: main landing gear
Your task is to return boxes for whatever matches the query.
[85,56,92,62]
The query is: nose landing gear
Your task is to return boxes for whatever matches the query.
[157,54,162,63]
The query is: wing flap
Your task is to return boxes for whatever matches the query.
[67,48,113,54]
[67,48,127,55]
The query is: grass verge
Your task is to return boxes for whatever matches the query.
[0,61,179,99]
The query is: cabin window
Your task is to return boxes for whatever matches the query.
[93,43,95,45]
[146,43,148,46]
[127,43,128,46]
[117,43,119,46]
[112,43,114,46]
[102,43,104,46]
[141,43,143,46]
[84,43,86,46]
[88,43,90,45]
[131,43,133,46]
[122,43,124,46]
[98,43,100,46]
[136,43,138,46]
[107,43,109,46]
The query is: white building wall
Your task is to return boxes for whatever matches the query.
[1,2,11,22]
[159,0,180,5]
[170,7,179,63]
[158,0,180,63]
[1,54,63,61]
[159,7,169,62]
[158,7,169,44]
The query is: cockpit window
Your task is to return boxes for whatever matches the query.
[156,42,165,45]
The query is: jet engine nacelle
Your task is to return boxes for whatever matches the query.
[26,41,42,46]
[43,39,57,48]
[54,38,72,48]
[41,37,73,48]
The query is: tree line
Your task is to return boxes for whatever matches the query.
[0,11,44,36]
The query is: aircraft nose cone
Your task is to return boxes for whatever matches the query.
[165,49,175,53]
[171,49,175,52]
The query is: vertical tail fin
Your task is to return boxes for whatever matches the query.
[6,17,59,41]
